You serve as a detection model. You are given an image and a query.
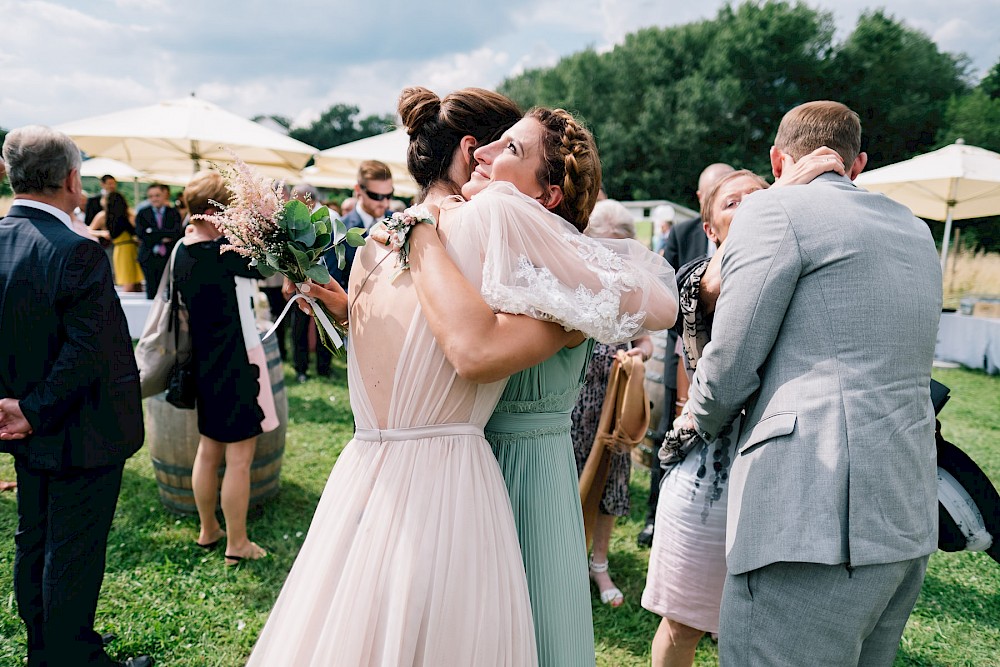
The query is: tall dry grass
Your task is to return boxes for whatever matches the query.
[943,247,1000,309]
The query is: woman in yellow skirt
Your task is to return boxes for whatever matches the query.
[89,191,144,291]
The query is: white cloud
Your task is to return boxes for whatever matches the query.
[2,0,998,131]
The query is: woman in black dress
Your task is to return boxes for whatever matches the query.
[175,171,269,565]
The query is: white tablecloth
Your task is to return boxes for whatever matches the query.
[119,293,153,340]
[935,312,1000,375]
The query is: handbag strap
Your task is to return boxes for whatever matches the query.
[166,241,184,346]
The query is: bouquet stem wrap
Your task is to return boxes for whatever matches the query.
[263,291,344,351]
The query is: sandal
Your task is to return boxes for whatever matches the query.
[588,557,624,607]
[225,543,268,567]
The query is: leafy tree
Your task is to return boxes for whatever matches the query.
[287,104,394,151]
[830,10,969,168]
[980,59,1000,99]
[499,1,968,207]
[938,90,1000,153]
[502,1,837,202]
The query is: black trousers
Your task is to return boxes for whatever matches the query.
[140,253,168,300]
[292,307,331,376]
[14,459,124,667]
[261,286,288,361]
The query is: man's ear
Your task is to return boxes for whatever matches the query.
[848,152,868,181]
[539,184,563,212]
[65,168,81,196]
[769,146,784,179]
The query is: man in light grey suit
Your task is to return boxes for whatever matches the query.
[678,101,942,665]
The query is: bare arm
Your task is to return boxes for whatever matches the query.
[88,211,110,240]
[407,221,585,384]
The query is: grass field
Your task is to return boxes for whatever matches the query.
[0,364,997,666]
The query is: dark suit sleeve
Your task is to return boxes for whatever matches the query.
[134,209,152,243]
[19,242,119,435]
[165,208,184,242]
[663,222,682,271]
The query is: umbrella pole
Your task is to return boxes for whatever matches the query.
[940,177,959,275]
[940,208,953,275]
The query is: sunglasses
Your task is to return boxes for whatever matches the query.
[360,185,394,202]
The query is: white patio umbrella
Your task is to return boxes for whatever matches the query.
[303,128,417,197]
[79,156,144,181]
[856,140,1000,272]
[80,156,146,200]
[57,96,318,183]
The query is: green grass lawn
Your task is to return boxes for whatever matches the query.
[0,364,997,666]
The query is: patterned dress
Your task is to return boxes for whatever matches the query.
[570,341,633,516]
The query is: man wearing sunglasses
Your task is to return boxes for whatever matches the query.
[327,160,394,292]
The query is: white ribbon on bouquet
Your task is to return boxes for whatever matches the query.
[263,290,343,350]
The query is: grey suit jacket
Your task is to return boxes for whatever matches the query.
[686,173,942,575]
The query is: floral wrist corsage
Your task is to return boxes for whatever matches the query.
[383,205,436,276]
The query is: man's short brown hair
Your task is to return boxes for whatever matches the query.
[357,160,392,188]
[183,171,230,216]
[774,101,861,167]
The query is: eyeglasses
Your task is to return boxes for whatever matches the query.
[360,185,394,202]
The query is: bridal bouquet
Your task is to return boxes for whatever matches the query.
[197,156,365,351]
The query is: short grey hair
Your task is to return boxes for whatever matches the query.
[1,125,82,195]
[585,199,636,240]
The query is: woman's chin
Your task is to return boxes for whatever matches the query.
[462,174,489,199]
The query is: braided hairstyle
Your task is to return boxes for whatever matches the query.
[398,87,522,201]
[525,108,602,232]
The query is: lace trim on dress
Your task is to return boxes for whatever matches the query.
[493,385,583,413]
[481,235,649,344]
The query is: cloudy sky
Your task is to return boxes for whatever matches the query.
[2,0,997,131]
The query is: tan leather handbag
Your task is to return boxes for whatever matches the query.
[579,350,650,550]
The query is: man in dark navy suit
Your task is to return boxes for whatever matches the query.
[135,182,183,298]
[0,126,151,667]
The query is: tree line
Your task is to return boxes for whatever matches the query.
[498,0,1000,250]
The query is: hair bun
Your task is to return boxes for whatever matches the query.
[398,87,441,137]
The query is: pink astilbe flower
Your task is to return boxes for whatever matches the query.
[195,153,287,263]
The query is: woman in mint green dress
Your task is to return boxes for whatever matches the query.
[407,107,678,665]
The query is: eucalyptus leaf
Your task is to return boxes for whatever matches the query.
[265,252,282,269]
[289,245,310,272]
[315,233,332,250]
[315,218,332,235]
[284,200,312,231]
[295,226,317,247]
[332,217,347,245]
[257,264,277,278]
[346,227,367,247]
[305,263,332,284]
[311,206,331,223]
[334,243,346,270]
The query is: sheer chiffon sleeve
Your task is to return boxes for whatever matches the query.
[443,181,678,344]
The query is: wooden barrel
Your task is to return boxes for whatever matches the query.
[146,334,288,516]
